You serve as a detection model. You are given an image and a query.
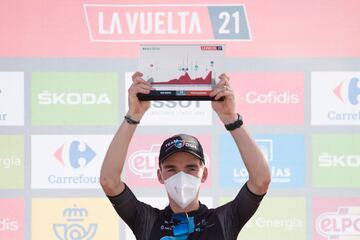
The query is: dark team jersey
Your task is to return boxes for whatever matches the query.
[107,183,264,240]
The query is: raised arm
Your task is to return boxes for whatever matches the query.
[210,74,271,195]
[100,72,153,196]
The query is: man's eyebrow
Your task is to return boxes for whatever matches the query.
[163,164,177,169]
[185,164,199,168]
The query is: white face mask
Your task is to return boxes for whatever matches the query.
[164,171,201,209]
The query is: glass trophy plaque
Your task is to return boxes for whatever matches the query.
[137,44,225,101]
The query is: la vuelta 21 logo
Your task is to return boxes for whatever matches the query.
[316,206,360,239]
[83,4,252,42]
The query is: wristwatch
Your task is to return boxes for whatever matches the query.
[224,113,243,131]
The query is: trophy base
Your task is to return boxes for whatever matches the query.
[137,90,223,101]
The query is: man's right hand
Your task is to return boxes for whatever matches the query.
[127,72,154,121]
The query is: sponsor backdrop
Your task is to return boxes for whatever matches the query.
[0,0,359,239]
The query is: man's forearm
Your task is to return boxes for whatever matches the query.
[229,126,271,195]
[100,119,138,196]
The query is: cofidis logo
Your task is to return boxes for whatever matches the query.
[219,134,304,188]
[125,135,212,187]
[228,72,304,125]
[125,72,212,125]
[314,198,360,240]
[0,199,24,240]
[0,136,24,189]
[31,135,112,189]
[311,72,360,125]
[32,198,118,240]
[0,72,24,126]
[31,72,118,125]
[312,134,360,187]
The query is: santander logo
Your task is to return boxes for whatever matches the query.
[333,77,360,106]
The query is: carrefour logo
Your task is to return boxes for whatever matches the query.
[316,207,360,238]
[333,77,360,106]
[311,72,360,125]
[54,141,96,169]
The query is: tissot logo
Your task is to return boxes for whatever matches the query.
[316,206,360,238]
[311,72,360,125]
[125,72,212,126]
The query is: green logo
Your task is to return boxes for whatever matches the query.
[312,134,360,187]
[0,136,24,189]
[220,197,306,239]
[31,72,119,125]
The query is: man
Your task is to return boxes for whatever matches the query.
[100,72,271,239]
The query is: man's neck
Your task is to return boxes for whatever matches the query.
[169,199,200,214]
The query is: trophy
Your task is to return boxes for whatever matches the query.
[137,44,225,101]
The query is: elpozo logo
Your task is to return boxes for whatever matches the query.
[311,72,360,125]
[316,206,360,239]
[128,144,210,179]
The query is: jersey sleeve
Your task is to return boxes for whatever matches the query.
[214,182,265,239]
[107,184,159,239]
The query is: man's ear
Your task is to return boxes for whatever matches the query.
[157,168,164,184]
[201,166,208,183]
